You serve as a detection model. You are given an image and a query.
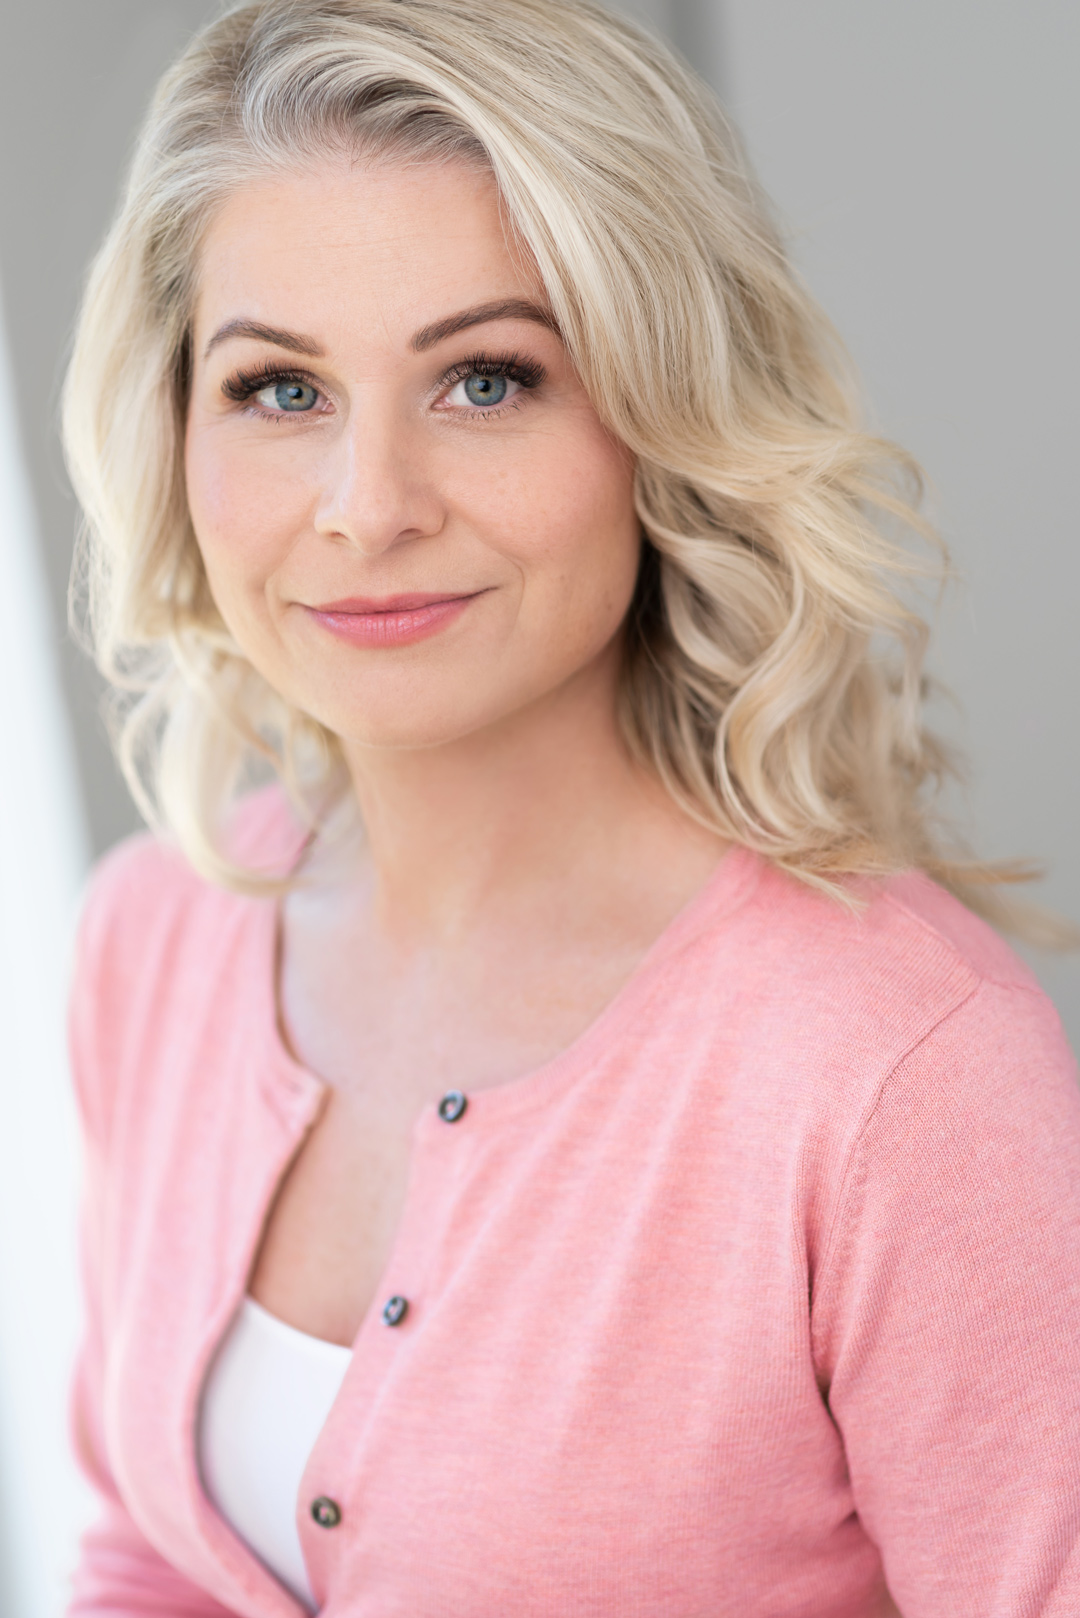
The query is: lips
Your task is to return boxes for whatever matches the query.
[303,590,483,648]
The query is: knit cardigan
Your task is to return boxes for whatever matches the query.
[68,790,1080,1616]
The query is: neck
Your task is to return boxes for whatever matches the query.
[327,648,714,947]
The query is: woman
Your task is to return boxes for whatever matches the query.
[62,0,1080,1613]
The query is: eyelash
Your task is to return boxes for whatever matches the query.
[219,350,546,419]
[438,350,546,400]
[220,363,318,407]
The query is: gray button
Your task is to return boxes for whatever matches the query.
[311,1496,341,1528]
[382,1295,409,1327]
[438,1090,468,1123]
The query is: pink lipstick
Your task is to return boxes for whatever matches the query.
[304,591,483,648]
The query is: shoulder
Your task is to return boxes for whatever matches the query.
[872,865,1044,994]
[733,854,1055,1039]
[742,855,1041,990]
[859,871,1077,1143]
[75,783,305,957]
[708,860,1079,1288]
[677,853,1075,1131]
[809,883,1080,1353]
[69,786,305,1131]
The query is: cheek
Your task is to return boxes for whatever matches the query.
[461,418,639,624]
[184,424,306,602]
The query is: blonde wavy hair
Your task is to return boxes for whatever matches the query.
[63,0,1036,919]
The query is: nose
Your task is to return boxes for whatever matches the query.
[312,405,445,557]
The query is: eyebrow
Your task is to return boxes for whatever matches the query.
[203,297,559,364]
[203,319,324,360]
[410,298,559,352]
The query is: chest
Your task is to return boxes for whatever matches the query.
[98,1042,877,1618]
[257,896,671,1344]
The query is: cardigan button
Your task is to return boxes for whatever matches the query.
[437,1090,468,1123]
[311,1496,342,1529]
[382,1294,409,1327]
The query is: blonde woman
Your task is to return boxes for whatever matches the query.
[63,1,1080,1614]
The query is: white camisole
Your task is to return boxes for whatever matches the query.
[199,1297,352,1610]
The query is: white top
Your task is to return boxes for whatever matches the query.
[199,1296,352,1611]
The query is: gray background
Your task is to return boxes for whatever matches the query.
[3,0,1077,1044]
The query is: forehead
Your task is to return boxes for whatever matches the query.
[192,157,540,355]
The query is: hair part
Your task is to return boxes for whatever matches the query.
[63,0,1056,934]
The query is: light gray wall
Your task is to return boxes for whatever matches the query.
[618,0,727,92]
[720,0,1080,1046]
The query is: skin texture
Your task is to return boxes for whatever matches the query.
[186,157,726,1345]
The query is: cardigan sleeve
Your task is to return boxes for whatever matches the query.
[812,978,1080,1616]
[67,864,238,1618]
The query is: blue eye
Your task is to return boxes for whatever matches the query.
[463,373,508,406]
[275,380,317,411]
[253,379,319,412]
[440,358,537,414]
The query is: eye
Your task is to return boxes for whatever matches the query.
[255,379,319,412]
[446,371,521,409]
[433,351,545,417]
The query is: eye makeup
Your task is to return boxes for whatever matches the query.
[217,347,547,416]
[435,349,546,396]
[220,363,323,407]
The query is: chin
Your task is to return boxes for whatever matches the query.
[322,694,519,756]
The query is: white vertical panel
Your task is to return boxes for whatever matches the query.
[0,287,92,1612]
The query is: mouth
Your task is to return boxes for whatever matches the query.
[303,590,487,649]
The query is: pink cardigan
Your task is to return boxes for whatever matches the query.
[68,790,1080,1617]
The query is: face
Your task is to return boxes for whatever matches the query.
[185,156,641,755]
